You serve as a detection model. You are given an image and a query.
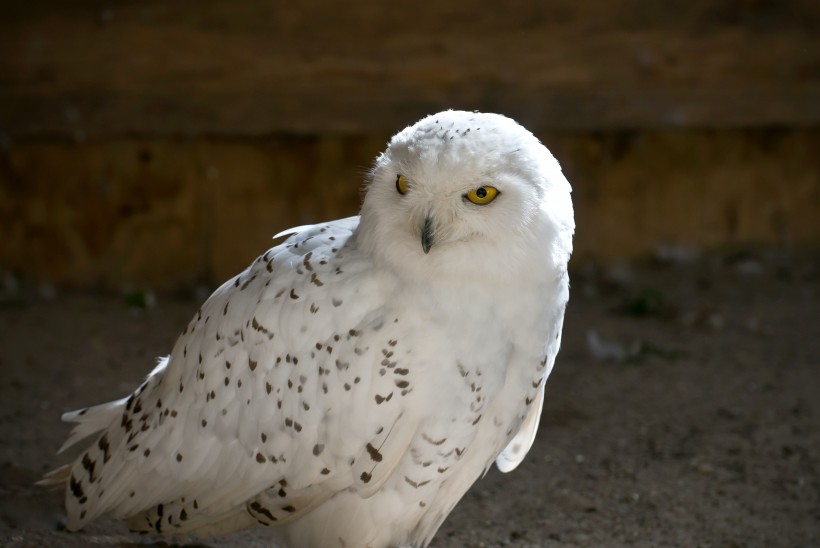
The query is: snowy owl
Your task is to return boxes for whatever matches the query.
[42,110,574,547]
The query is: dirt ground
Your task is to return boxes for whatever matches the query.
[0,246,817,547]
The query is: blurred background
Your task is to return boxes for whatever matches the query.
[1,0,817,289]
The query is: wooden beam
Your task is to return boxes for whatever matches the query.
[2,1,818,137]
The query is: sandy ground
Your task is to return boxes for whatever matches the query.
[1,247,817,547]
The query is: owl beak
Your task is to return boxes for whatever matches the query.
[421,215,433,254]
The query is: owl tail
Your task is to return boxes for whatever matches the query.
[36,464,71,487]
[36,397,127,487]
[58,398,128,453]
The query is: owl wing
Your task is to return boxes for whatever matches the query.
[495,293,567,473]
[495,385,544,473]
[55,217,422,535]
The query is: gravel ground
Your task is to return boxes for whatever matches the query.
[1,247,818,547]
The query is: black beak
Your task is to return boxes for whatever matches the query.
[421,216,433,254]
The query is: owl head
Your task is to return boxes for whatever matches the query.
[358,110,574,283]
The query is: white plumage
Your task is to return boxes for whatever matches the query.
[43,110,574,547]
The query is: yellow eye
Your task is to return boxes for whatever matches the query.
[465,186,499,205]
[396,174,409,195]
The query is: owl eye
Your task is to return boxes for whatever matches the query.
[465,186,499,205]
[396,174,409,195]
